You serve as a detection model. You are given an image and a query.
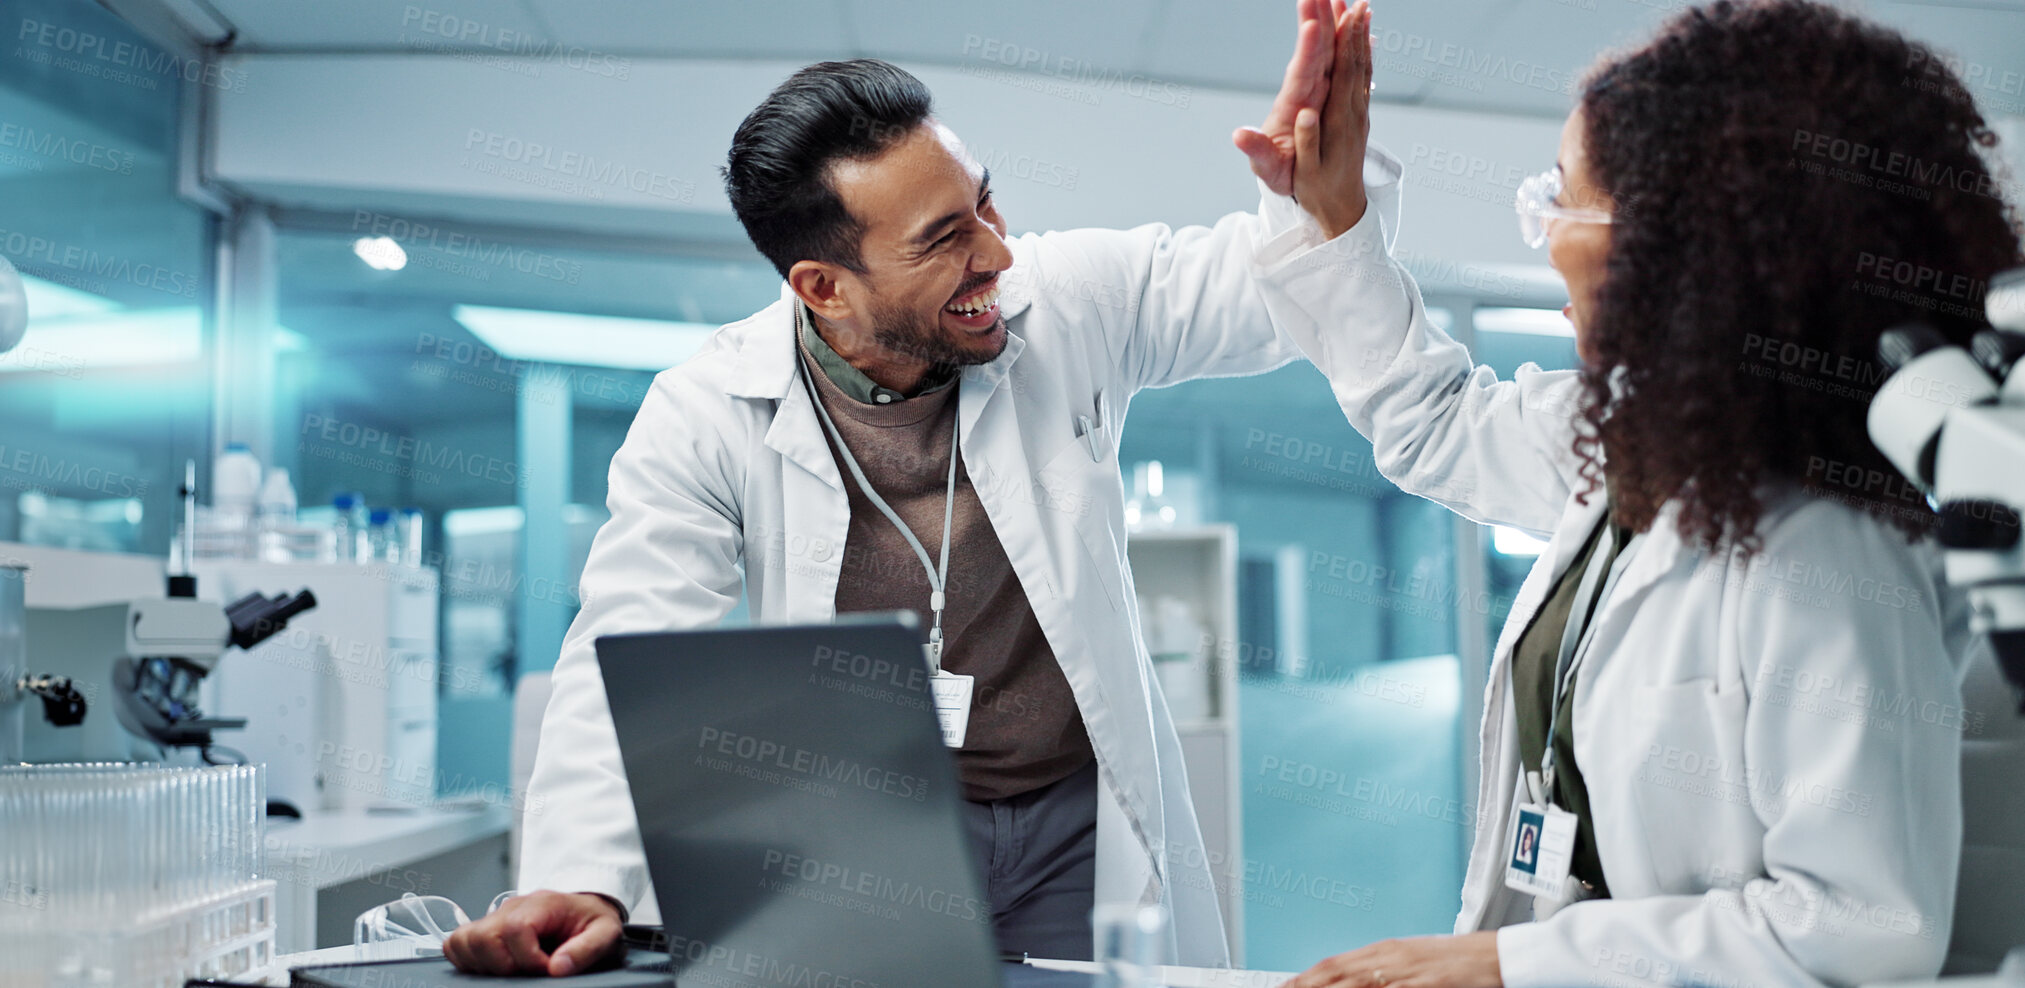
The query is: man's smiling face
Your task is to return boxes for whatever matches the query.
[821,120,1015,368]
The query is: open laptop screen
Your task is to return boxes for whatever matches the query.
[596,617,1003,988]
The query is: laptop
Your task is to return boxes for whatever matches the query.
[292,615,1106,988]
[592,614,1009,988]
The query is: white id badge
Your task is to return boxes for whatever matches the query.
[1503,801,1579,900]
[928,671,974,748]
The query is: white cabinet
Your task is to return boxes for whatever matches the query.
[1126,525,1245,964]
[192,560,440,811]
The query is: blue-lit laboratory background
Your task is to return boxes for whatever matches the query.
[2,0,2018,967]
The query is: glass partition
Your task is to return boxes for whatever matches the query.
[274,223,779,795]
[0,0,215,553]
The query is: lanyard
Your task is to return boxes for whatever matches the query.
[797,345,962,672]
[1537,517,1640,799]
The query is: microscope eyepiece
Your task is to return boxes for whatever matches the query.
[224,589,318,651]
[1987,267,2025,334]
[1970,329,2025,382]
[1936,499,2023,552]
[1877,323,1950,373]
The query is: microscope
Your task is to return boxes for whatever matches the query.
[1867,266,2025,706]
[1859,266,2025,986]
[11,584,319,763]
[0,256,319,765]
[1,459,319,764]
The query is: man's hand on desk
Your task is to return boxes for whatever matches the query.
[442,890,626,977]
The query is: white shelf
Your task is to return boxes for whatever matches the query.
[1126,524,1244,965]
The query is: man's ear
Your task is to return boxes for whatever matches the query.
[787,261,855,323]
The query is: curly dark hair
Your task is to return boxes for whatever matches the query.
[1571,0,2023,551]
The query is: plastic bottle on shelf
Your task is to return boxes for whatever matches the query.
[330,493,363,563]
[399,507,424,567]
[347,495,372,562]
[255,469,297,562]
[257,468,296,521]
[212,444,262,558]
[367,508,398,564]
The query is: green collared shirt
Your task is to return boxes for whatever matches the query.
[796,300,958,405]
[1511,505,1631,899]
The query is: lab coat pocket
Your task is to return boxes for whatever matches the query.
[1617,679,1758,895]
[1071,417,1112,466]
[1027,387,1109,471]
[1033,436,1124,612]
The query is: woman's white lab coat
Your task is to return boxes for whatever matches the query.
[1249,191,1973,985]
[518,149,1406,967]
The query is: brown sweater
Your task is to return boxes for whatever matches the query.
[800,340,1094,802]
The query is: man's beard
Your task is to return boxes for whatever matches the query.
[865,291,1009,369]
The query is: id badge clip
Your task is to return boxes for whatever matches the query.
[928,670,974,748]
[1503,797,1579,902]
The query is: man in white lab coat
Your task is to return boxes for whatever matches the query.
[445,1,1397,977]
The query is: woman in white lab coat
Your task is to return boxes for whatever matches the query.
[1254,1,2024,985]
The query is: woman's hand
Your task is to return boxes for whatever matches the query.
[1233,0,1348,197]
[1289,0,1373,239]
[1280,932,1503,988]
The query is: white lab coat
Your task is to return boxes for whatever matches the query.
[519,148,1406,967]
[1250,189,1972,985]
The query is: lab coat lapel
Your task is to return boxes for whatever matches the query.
[722,286,850,623]
[724,288,845,493]
[767,380,850,623]
[722,288,798,399]
[765,384,845,493]
[1565,503,1692,678]
[1458,495,1696,932]
[957,328,1170,925]
[1489,495,1610,691]
[957,329,1025,438]
[1458,493,1608,932]
[957,331,1040,567]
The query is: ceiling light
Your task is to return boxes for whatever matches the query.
[0,306,303,373]
[0,307,202,370]
[353,236,408,271]
[20,275,119,319]
[444,505,524,537]
[1475,307,1576,338]
[453,304,717,372]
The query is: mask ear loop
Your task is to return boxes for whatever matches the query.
[406,893,473,942]
[356,893,469,953]
[409,894,452,940]
[355,902,395,955]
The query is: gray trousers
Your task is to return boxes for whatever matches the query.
[961,759,1099,961]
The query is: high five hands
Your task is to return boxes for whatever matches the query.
[1232,0,1374,239]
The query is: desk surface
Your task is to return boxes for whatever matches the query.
[259,946,1271,988]
[256,949,2010,988]
[263,805,512,890]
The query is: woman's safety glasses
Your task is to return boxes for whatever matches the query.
[1515,167,1613,248]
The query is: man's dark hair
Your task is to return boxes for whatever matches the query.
[722,59,934,280]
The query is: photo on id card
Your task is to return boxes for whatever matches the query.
[1511,808,1544,874]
